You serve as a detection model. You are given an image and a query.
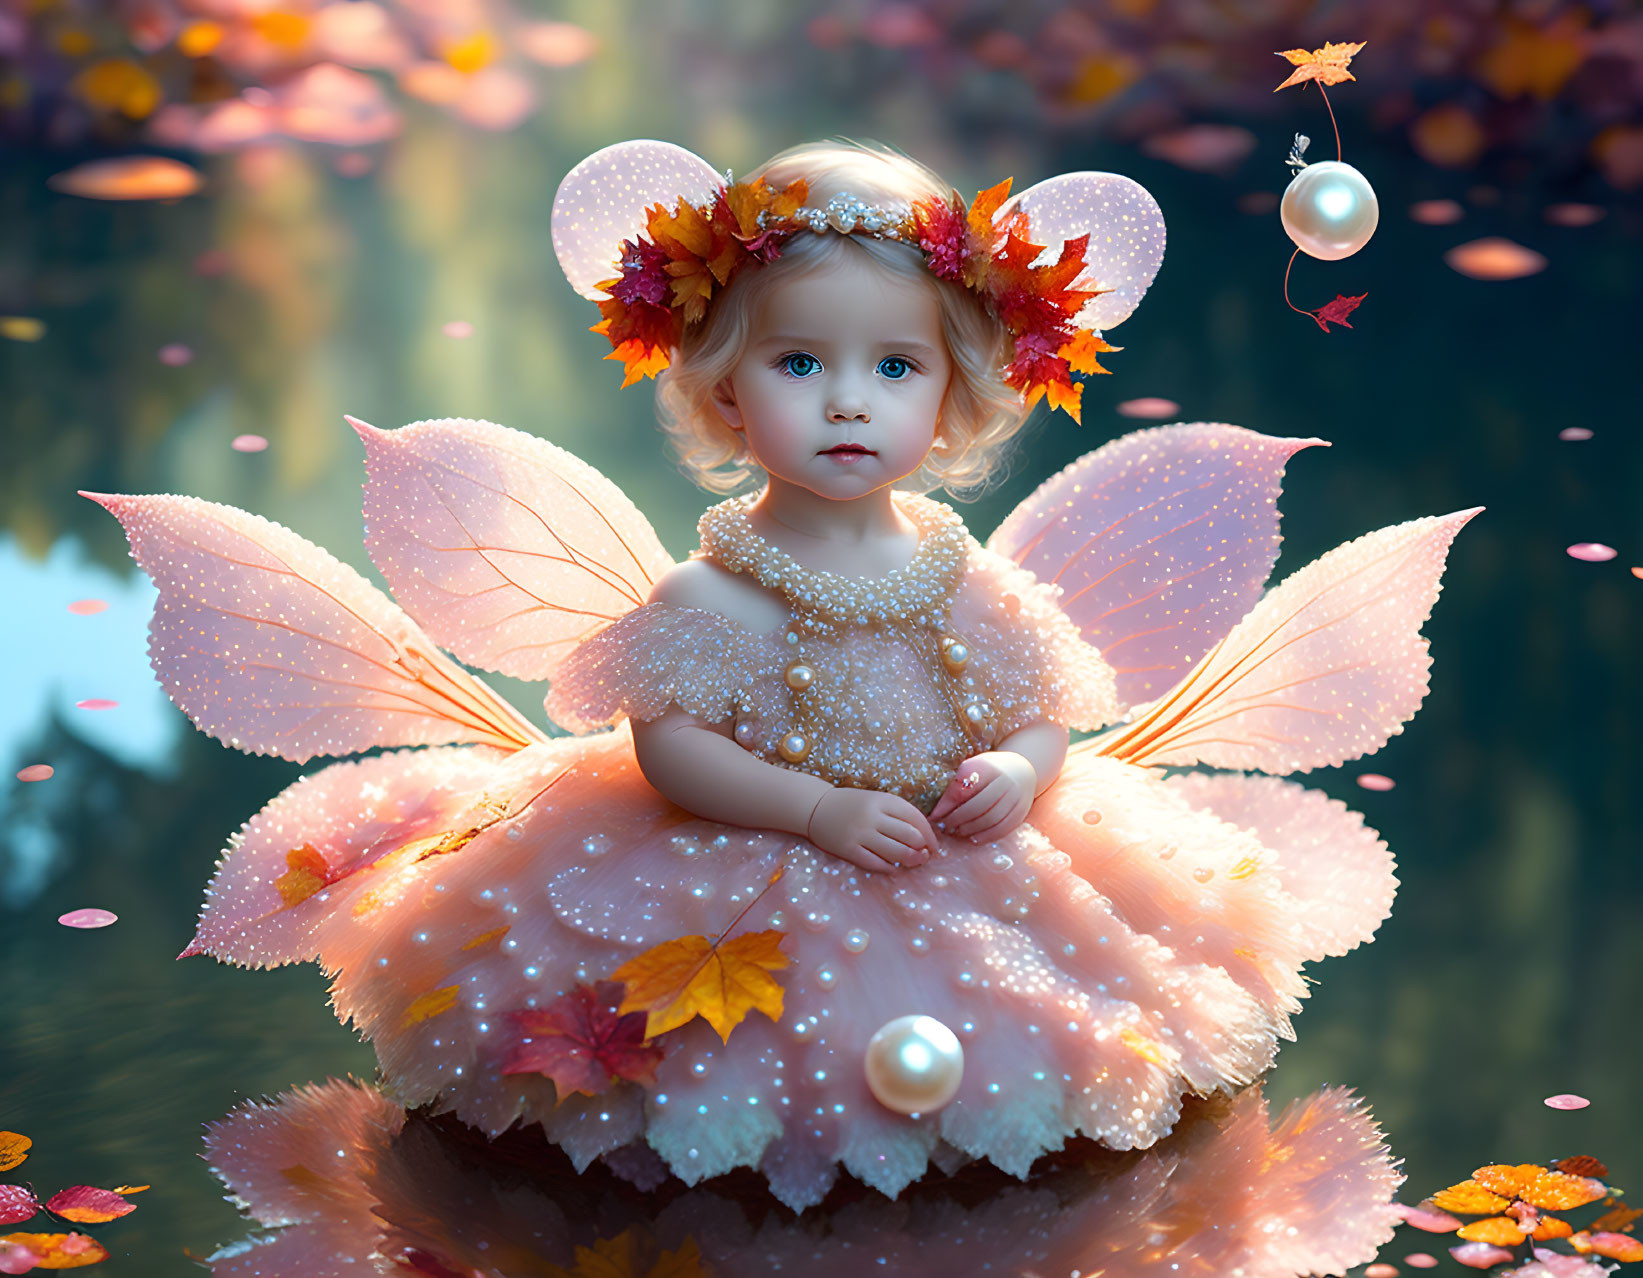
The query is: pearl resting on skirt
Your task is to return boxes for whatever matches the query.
[89,416,1470,1211]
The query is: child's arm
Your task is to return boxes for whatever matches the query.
[927,720,1069,842]
[627,559,938,874]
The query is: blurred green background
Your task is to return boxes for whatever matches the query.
[1,0,1639,1271]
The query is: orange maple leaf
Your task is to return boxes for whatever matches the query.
[1274,39,1366,92]
[1059,329,1118,377]
[1457,1216,1527,1246]
[606,340,672,387]
[612,872,790,1041]
[966,178,1015,245]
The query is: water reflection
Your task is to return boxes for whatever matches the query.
[201,1078,1398,1277]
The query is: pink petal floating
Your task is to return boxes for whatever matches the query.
[1116,397,1179,418]
[1365,1266,1400,1278]
[1451,1241,1515,1268]
[1357,773,1395,792]
[1544,203,1605,227]
[0,1183,39,1226]
[441,320,474,339]
[59,908,118,928]
[0,1239,42,1274]
[517,20,598,66]
[1409,199,1464,225]
[74,698,118,710]
[1141,124,1257,174]
[231,434,269,452]
[158,342,193,366]
[1559,427,1593,441]
[67,598,108,615]
[1444,237,1547,281]
[1393,1202,1464,1232]
[16,764,54,782]
[1632,567,1643,580]
[1404,1255,1438,1270]
[1566,543,1616,562]
[1544,1093,1590,1109]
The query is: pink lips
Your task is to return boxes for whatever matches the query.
[822,444,875,465]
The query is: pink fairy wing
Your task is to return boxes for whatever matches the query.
[84,492,544,762]
[1095,509,1481,773]
[353,415,673,684]
[1166,772,1396,960]
[986,423,1325,708]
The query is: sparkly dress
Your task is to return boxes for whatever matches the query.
[98,417,1467,1212]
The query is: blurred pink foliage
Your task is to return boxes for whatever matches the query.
[0,0,596,149]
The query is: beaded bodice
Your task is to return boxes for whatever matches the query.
[545,493,1119,812]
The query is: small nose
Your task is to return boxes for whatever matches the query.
[827,392,870,423]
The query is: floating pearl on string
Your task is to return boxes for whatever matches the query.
[864,1015,964,1115]
[1281,160,1379,260]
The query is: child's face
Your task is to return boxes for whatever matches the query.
[714,248,953,502]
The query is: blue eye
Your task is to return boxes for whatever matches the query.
[780,352,821,378]
[878,356,913,380]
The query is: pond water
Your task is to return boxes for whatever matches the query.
[2,9,1640,1275]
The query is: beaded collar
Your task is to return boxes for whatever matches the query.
[697,492,968,627]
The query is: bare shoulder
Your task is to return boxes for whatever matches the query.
[648,556,789,634]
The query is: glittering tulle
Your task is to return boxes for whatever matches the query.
[189,713,1392,1210]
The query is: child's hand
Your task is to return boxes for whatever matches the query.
[929,752,1036,843]
[807,789,937,874]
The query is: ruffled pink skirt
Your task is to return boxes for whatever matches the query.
[189,727,1394,1211]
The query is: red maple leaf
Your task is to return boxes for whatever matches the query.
[1310,292,1367,332]
[502,981,664,1098]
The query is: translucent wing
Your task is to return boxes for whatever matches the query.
[84,492,544,763]
[353,416,674,684]
[987,423,1324,709]
[1093,509,1481,773]
[1166,772,1395,960]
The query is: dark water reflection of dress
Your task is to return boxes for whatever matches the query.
[200,1075,1399,1277]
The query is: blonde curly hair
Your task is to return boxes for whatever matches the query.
[654,140,1033,498]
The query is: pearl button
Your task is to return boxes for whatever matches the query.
[784,662,815,691]
[777,732,811,763]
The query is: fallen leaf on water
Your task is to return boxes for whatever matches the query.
[0,1232,109,1269]
[0,1138,28,1175]
[1273,40,1366,92]
[44,1186,136,1224]
[1588,1203,1643,1233]
[1456,1215,1526,1246]
[49,156,203,201]
[0,318,44,342]
[1395,1201,1463,1232]
[1555,1156,1609,1179]
[108,1186,148,1196]
[1444,237,1547,280]
[1409,199,1464,225]
[0,1187,38,1228]
[1429,1180,1511,1215]
[503,981,664,1098]
[1573,1231,1643,1262]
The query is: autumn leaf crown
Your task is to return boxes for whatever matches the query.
[589,173,1120,424]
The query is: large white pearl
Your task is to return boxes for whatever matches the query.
[863,1015,964,1115]
[1281,160,1379,261]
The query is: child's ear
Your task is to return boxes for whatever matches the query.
[711,378,744,430]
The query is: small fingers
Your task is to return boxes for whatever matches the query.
[950,790,1013,839]
[863,832,925,868]
[839,843,899,874]
[880,817,935,859]
[936,780,1009,832]
[958,798,1031,843]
